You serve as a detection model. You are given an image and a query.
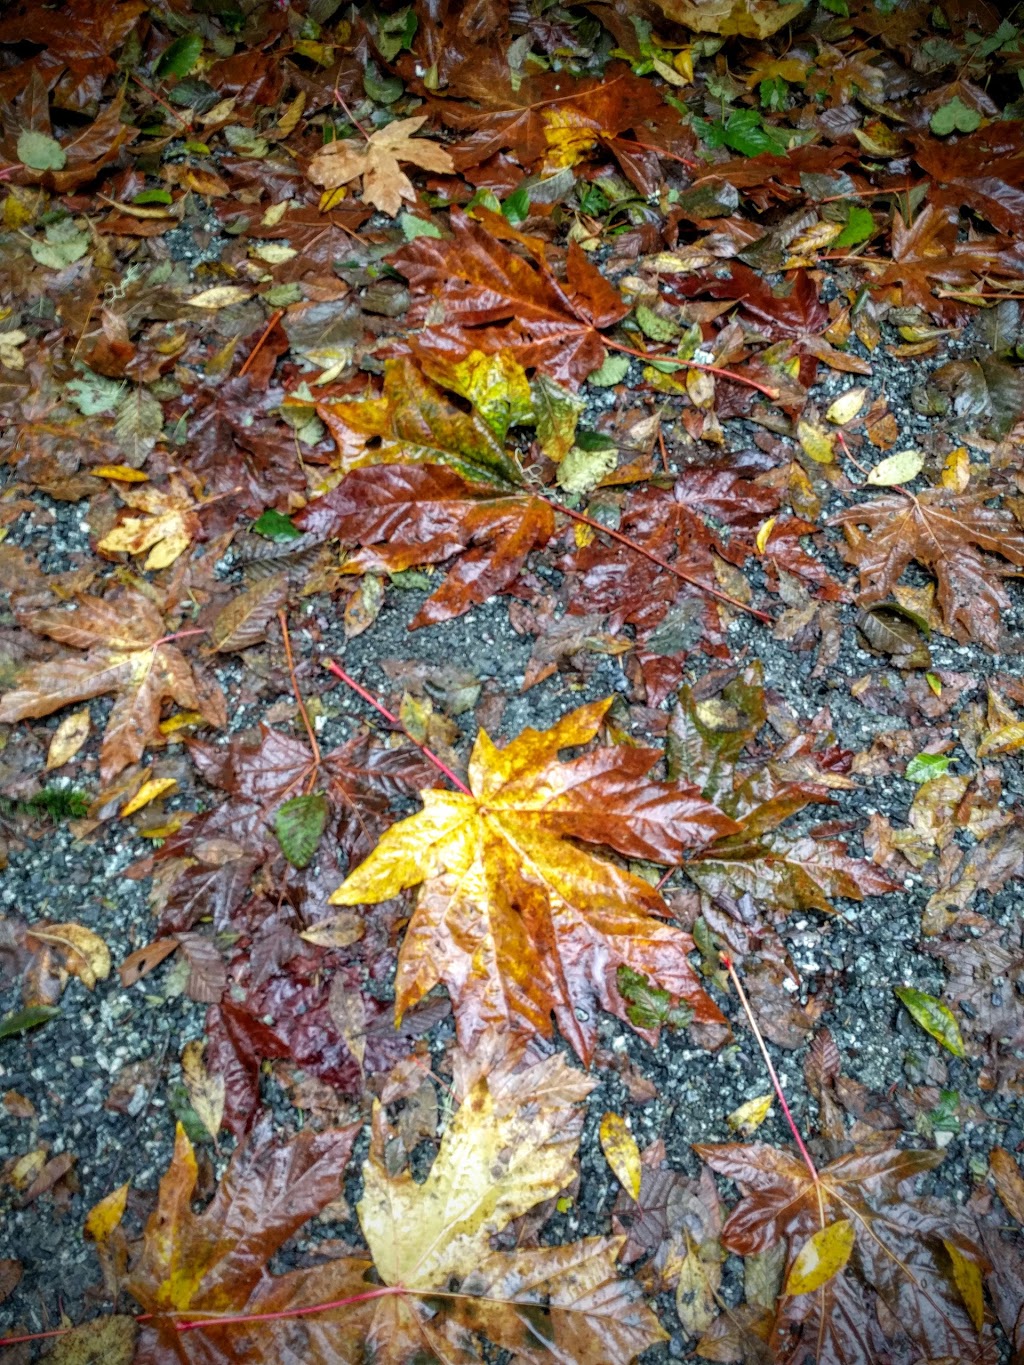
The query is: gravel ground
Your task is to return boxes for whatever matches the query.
[1,289,1022,1356]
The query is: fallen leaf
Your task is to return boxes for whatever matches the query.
[307,116,455,218]
[330,699,735,1061]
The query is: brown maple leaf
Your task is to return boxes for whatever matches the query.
[111,1050,665,1363]
[0,590,224,780]
[696,1137,994,1364]
[297,463,555,628]
[306,115,455,218]
[391,211,630,386]
[830,487,1024,648]
[330,698,738,1061]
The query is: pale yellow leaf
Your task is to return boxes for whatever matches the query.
[797,419,835,464]
[726,1094,772,1136]
[866,449,924,486]
[46,708,91,770]
[825,387,868,426]
[940,445,970,491]
[181,1040,225,1140]
[28,922,111,990]
[187,285,252,309]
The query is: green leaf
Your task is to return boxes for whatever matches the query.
[895,986,966,1058]
[133,189,173,206]
[588,353,630,387]
[66,368,123,415]
[930,96,981,137]
[760,76,789,112]
[0,1004,60,1039]
[635,303,678,342]
[834,205,875,247]
[275,792,329,868]
[820,0,849,13]
[399,212,442,241]
[17,130,66,171]
[363,63,403,104]
[156,33,204,78]
[617,966,693,1031]
[502,185,530,225]
[252,509,302,542]
[905,753,951,784]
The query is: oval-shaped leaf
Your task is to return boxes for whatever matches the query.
[17,129,66,171]
[866,449,924,486]
[156,33,203,78]
[275,792,329,868]
[825,387,868,425]
[943,1238,985,1331]
[895,985,966,1057]
[0,1004,60,1039]
[599,1111,642,1201]
[785,1218,855,1296]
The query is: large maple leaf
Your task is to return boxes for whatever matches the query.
[330,699,738,1061]
[0,590,224,780]
[830,487,1024,648]
[391,211,629,385]
[117,1050,666,1364]
[696,1138,994,1364]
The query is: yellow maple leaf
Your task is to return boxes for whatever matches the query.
[306,115,454,217]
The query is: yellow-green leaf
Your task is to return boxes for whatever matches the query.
[895,986,966,1057]
[866,449,925,486]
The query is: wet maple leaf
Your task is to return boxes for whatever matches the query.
[830,487,1024,648]
[391,211,629,386]
[696,1137,994,1364]
[96,474,200,570]
[0,590,224,780]
[315,355,525,488]
[306,115,455,218]
[297,464,555,628]
[330,698,737,1061]
[668,667,897,915]
[121,1051,665,1363]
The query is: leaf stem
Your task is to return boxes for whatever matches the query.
[720,952,824,1222]
[603,337,780,400]
[279,611,321,767]
[322,658,471,794]
[540,494,773,624]
[177,1285,405,1332]
[239,309,285,378]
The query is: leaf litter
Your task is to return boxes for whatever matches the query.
[1,0,1024,1360]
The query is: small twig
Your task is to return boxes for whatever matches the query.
[331,88,371,142]
[611,134,699,170]
[603,337,780,400]
[239,309,285,378]
[540,494,773,624]
[177,1285,405,1333]
[322,659,471,795]
[720,953,824,1225]
[278,612,321,767]
[128,72,192,132]
[151,627,208,649]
